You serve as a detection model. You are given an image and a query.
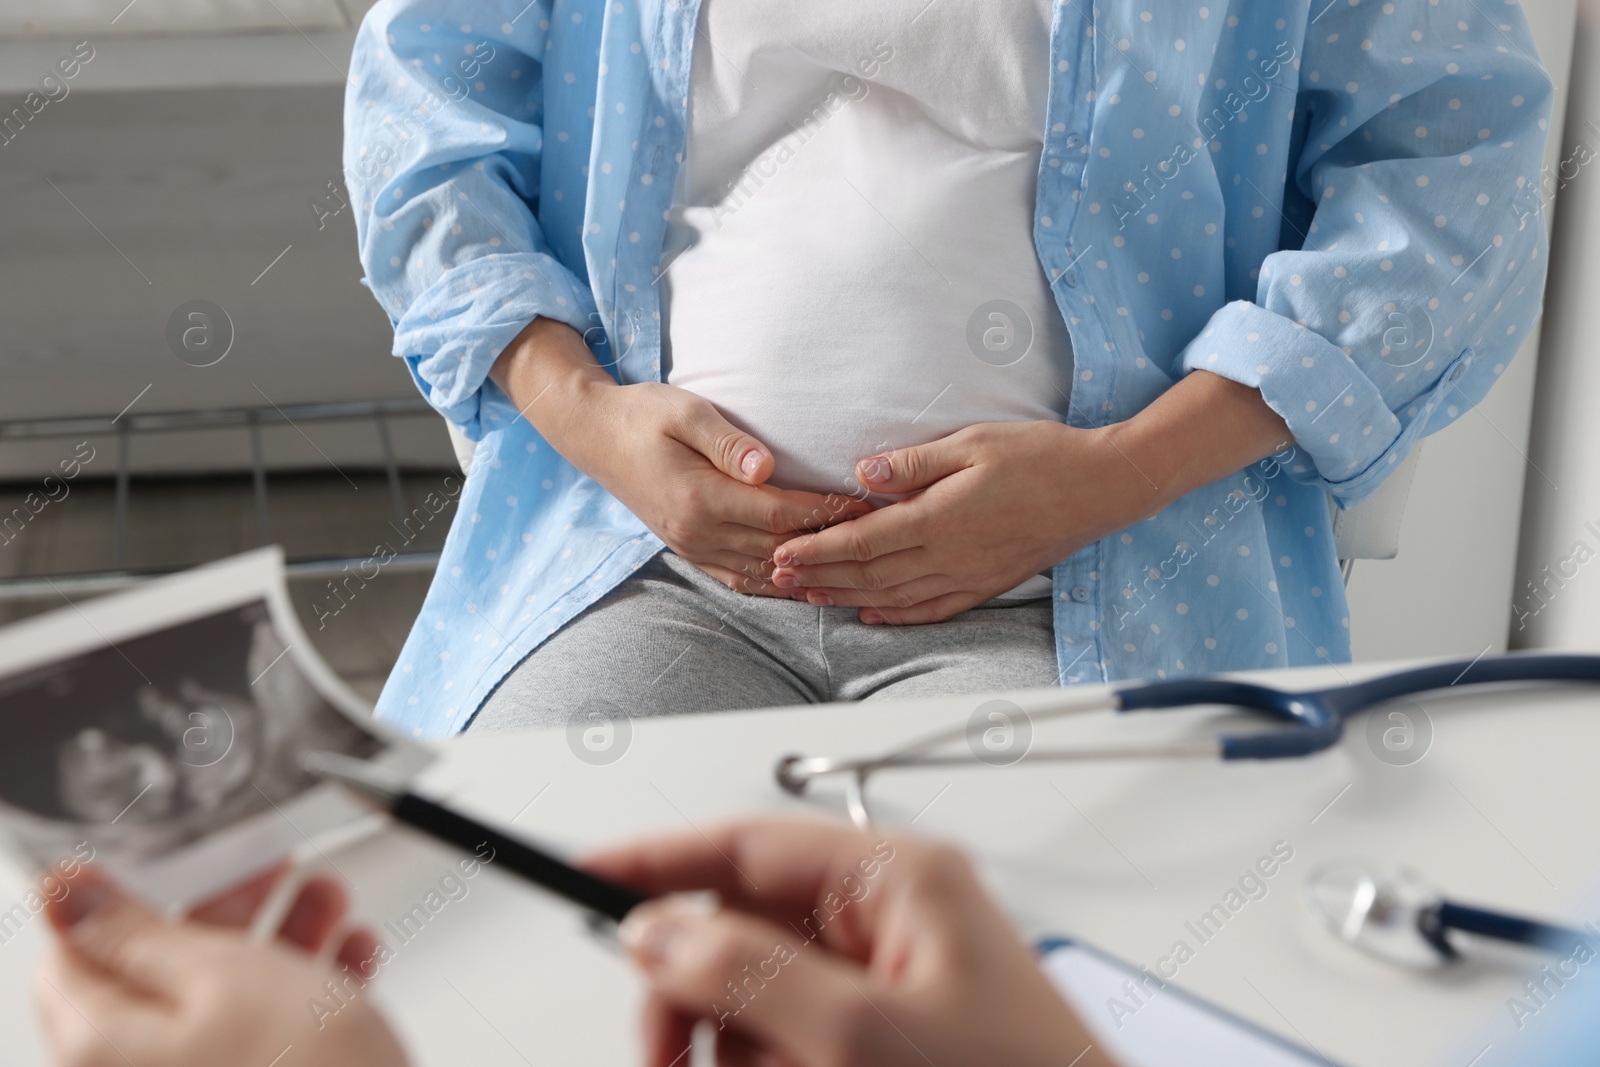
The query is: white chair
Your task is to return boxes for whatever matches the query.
[1332,443,1422,581]
[445,420,477,474]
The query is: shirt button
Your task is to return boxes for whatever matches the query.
[1448,364,1466,382]
[1064,269,1081,287]
[1070,585,1091,603]
[1066,134,1085,148]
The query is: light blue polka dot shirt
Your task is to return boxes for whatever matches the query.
[344,0,1552,736]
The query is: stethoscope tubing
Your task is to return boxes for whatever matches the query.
[1427,901,1592,953]
[778,651,1600,829]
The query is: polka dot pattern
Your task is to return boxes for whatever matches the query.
[347,0,1551,735]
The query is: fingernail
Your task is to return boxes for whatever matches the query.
[739,449,765,479]
[772,570,799,588]
[619,896,715,972]
[858,455,891,485]
[57,882,114,928]
[809,592,835,607]
[861,610,884,625]
[619,911,686,973]
[773,548,796,566]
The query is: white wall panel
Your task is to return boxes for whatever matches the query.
[0,0,350,37]
[1512,0,1600,651]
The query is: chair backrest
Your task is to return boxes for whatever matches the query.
[445,420,477,474]
[1332,443,1422,563]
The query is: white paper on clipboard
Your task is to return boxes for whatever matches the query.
[1040,939,1339,1067]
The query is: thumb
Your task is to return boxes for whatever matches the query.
[46,868,203,997]
[856,438,967,494]
[621,898,889,1066]
[671,400,775,485]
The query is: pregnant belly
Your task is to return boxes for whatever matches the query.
[668,359,1057,498]
[661,129,1074,497]
[664,266,1073,498]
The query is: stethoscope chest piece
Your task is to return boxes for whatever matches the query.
[1307,862,1456,969]
[1305,861,1590,970]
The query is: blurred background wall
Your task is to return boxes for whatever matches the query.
[1513,0,1600,654]
[0,0,453,700]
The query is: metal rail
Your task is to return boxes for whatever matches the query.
[0,398,438,442]
[0,399,454,600]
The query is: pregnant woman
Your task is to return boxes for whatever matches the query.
[345,0,1550,734]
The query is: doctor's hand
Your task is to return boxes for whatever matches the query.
[35,864,408,1067]
[586,819,1118,1067]
[768,420,1151,624]
[492,318,870,597]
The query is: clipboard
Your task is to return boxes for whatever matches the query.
[1039,938,1342,1067]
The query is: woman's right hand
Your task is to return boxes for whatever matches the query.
[490,318,869,596]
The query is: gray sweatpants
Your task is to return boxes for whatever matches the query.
[469,551,1060,731]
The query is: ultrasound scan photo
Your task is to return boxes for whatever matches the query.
[0,550,430,908]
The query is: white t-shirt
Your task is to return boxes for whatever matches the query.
[663,0,1070,598]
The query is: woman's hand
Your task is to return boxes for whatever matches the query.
[580,380,873,594]
[768,371,1295,624]
[586,818,1117,1067]
[491,318,870,596]
[768,420,1156,623]
[34,865,408,1067]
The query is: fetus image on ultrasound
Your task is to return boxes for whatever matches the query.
[0,601,382,868]
[56,678,261,825]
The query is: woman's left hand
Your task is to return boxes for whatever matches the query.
[769,420,1161,624]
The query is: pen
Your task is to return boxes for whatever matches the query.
[301,751,648,923]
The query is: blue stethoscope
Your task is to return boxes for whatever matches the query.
[777,651,1600,829]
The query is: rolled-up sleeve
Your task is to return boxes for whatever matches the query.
[1180,1,1552,506]
[344,0,598,439]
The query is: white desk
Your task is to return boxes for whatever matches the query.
[3,660,1598,1066]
